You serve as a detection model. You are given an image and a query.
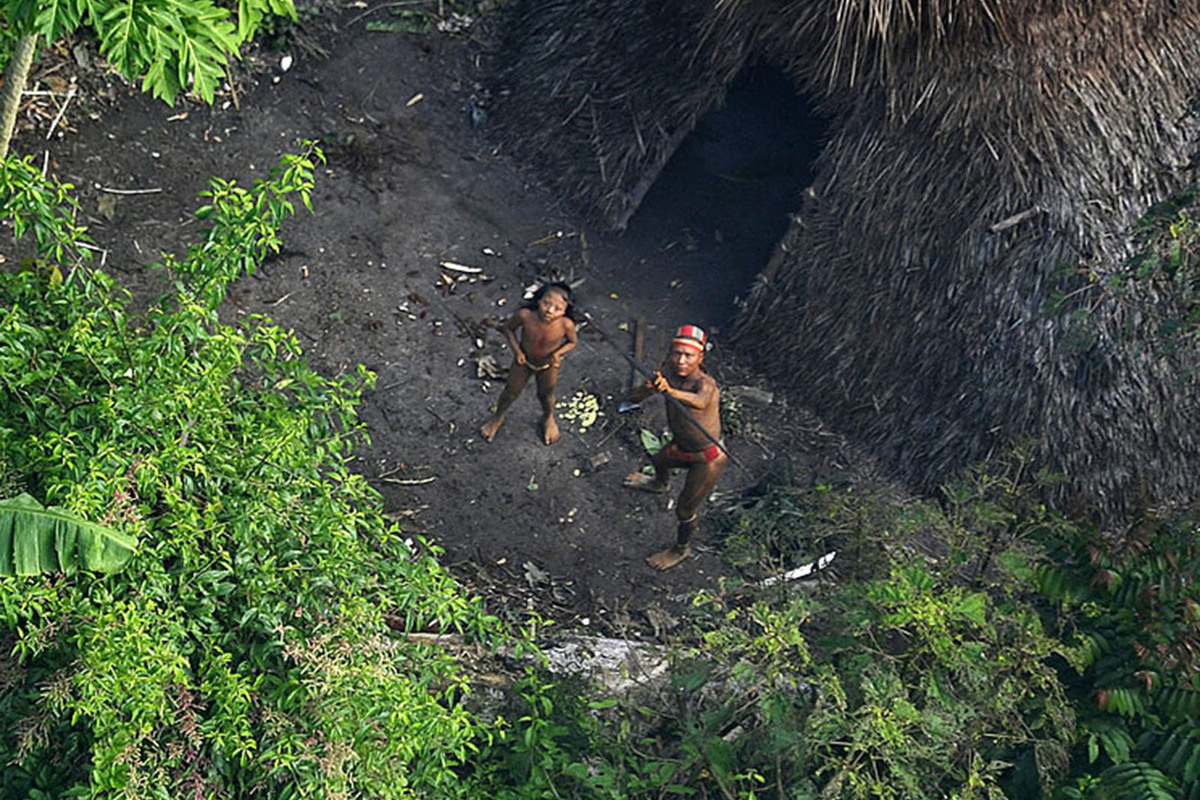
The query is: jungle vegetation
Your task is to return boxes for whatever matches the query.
[4,0,1200,796]
[2,141,1199,800]
[0,0,293,158]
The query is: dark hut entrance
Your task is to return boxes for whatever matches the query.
[613,64,825,330]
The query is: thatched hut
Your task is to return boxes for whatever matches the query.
[487,0,1200,518]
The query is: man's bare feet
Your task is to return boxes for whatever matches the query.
[543,416,560,445]
[480,417,503,441]
[623,472,669,493]
[648,545,691,570]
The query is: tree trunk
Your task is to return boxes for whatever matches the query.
[0,33,39,161]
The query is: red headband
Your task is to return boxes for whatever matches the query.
[672,324,706,353]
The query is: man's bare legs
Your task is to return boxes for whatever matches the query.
[647,455,727,570]
[536,366,561,445]
[623,448,672,493]
[480,363,530,441]
[648,513,698,571]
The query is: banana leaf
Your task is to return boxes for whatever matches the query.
[0,493,137,576]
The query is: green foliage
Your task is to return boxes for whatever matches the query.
[366,8,435,34]
[652,447,1090,799]
[235,0,296,41]
[485,667,594,798]
[3,120,1197,800]
[253,0,325,51]
[1130,187,1198,280]
[719,392,744,437]
[469,666,688,800]
[605,435,1200,800]
[447,447,1095,800]
[0,155,91,263]
[453,614,691,800]
[1058,762,1179,800]
[362,0,491,34]
[1125,184,1200,345]
[182,146,322,309]
[0,0,295,104]
[1047,184,1200,353]
[718,463,901,581]
[638,427,671,457]
[679,570,1071,798]
[0,493,136,576]
[1037,507,1200,800]
[809,567,1069,799]
[0,150,495,797]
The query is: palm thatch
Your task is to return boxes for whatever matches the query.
[487,0,1200,518]
[488,0,758,228]
[736,0,1200,517]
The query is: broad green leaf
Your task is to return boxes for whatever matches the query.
[33,0,85,40]
[953,592,988,626]
[238,0,295,40]
[0,493,136,576]
[702,736,736,783]
[640,427,670,456]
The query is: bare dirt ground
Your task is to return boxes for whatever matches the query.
[13,6,876,639]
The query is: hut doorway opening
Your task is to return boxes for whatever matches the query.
[615,63,826,330]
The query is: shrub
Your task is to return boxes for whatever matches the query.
[0,149,494,798]
[1037,507,1200,800]
[662,450,1078,799]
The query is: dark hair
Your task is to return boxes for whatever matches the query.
[524,281,578,321]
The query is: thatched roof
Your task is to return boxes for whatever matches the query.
[487,0,758,228]
[487,0,1200,518]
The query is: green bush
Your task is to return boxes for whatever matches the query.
[460,451,1096,800]
[682,447,1200,799]
[6,147,1200,800]
[0,149,495,798]
[1037,508,1200,800]
[1047,182,1200,355]
[648,451,1078,800]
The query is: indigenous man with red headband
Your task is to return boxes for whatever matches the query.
[623,324,726,570]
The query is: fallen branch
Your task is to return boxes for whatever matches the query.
[382,476,438,485]
[45,86,76,140]
[405,631,464,645]
[98,186,163,195]
[528,230,576,247]
[438,260,483,274]
[595,418,625,448]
